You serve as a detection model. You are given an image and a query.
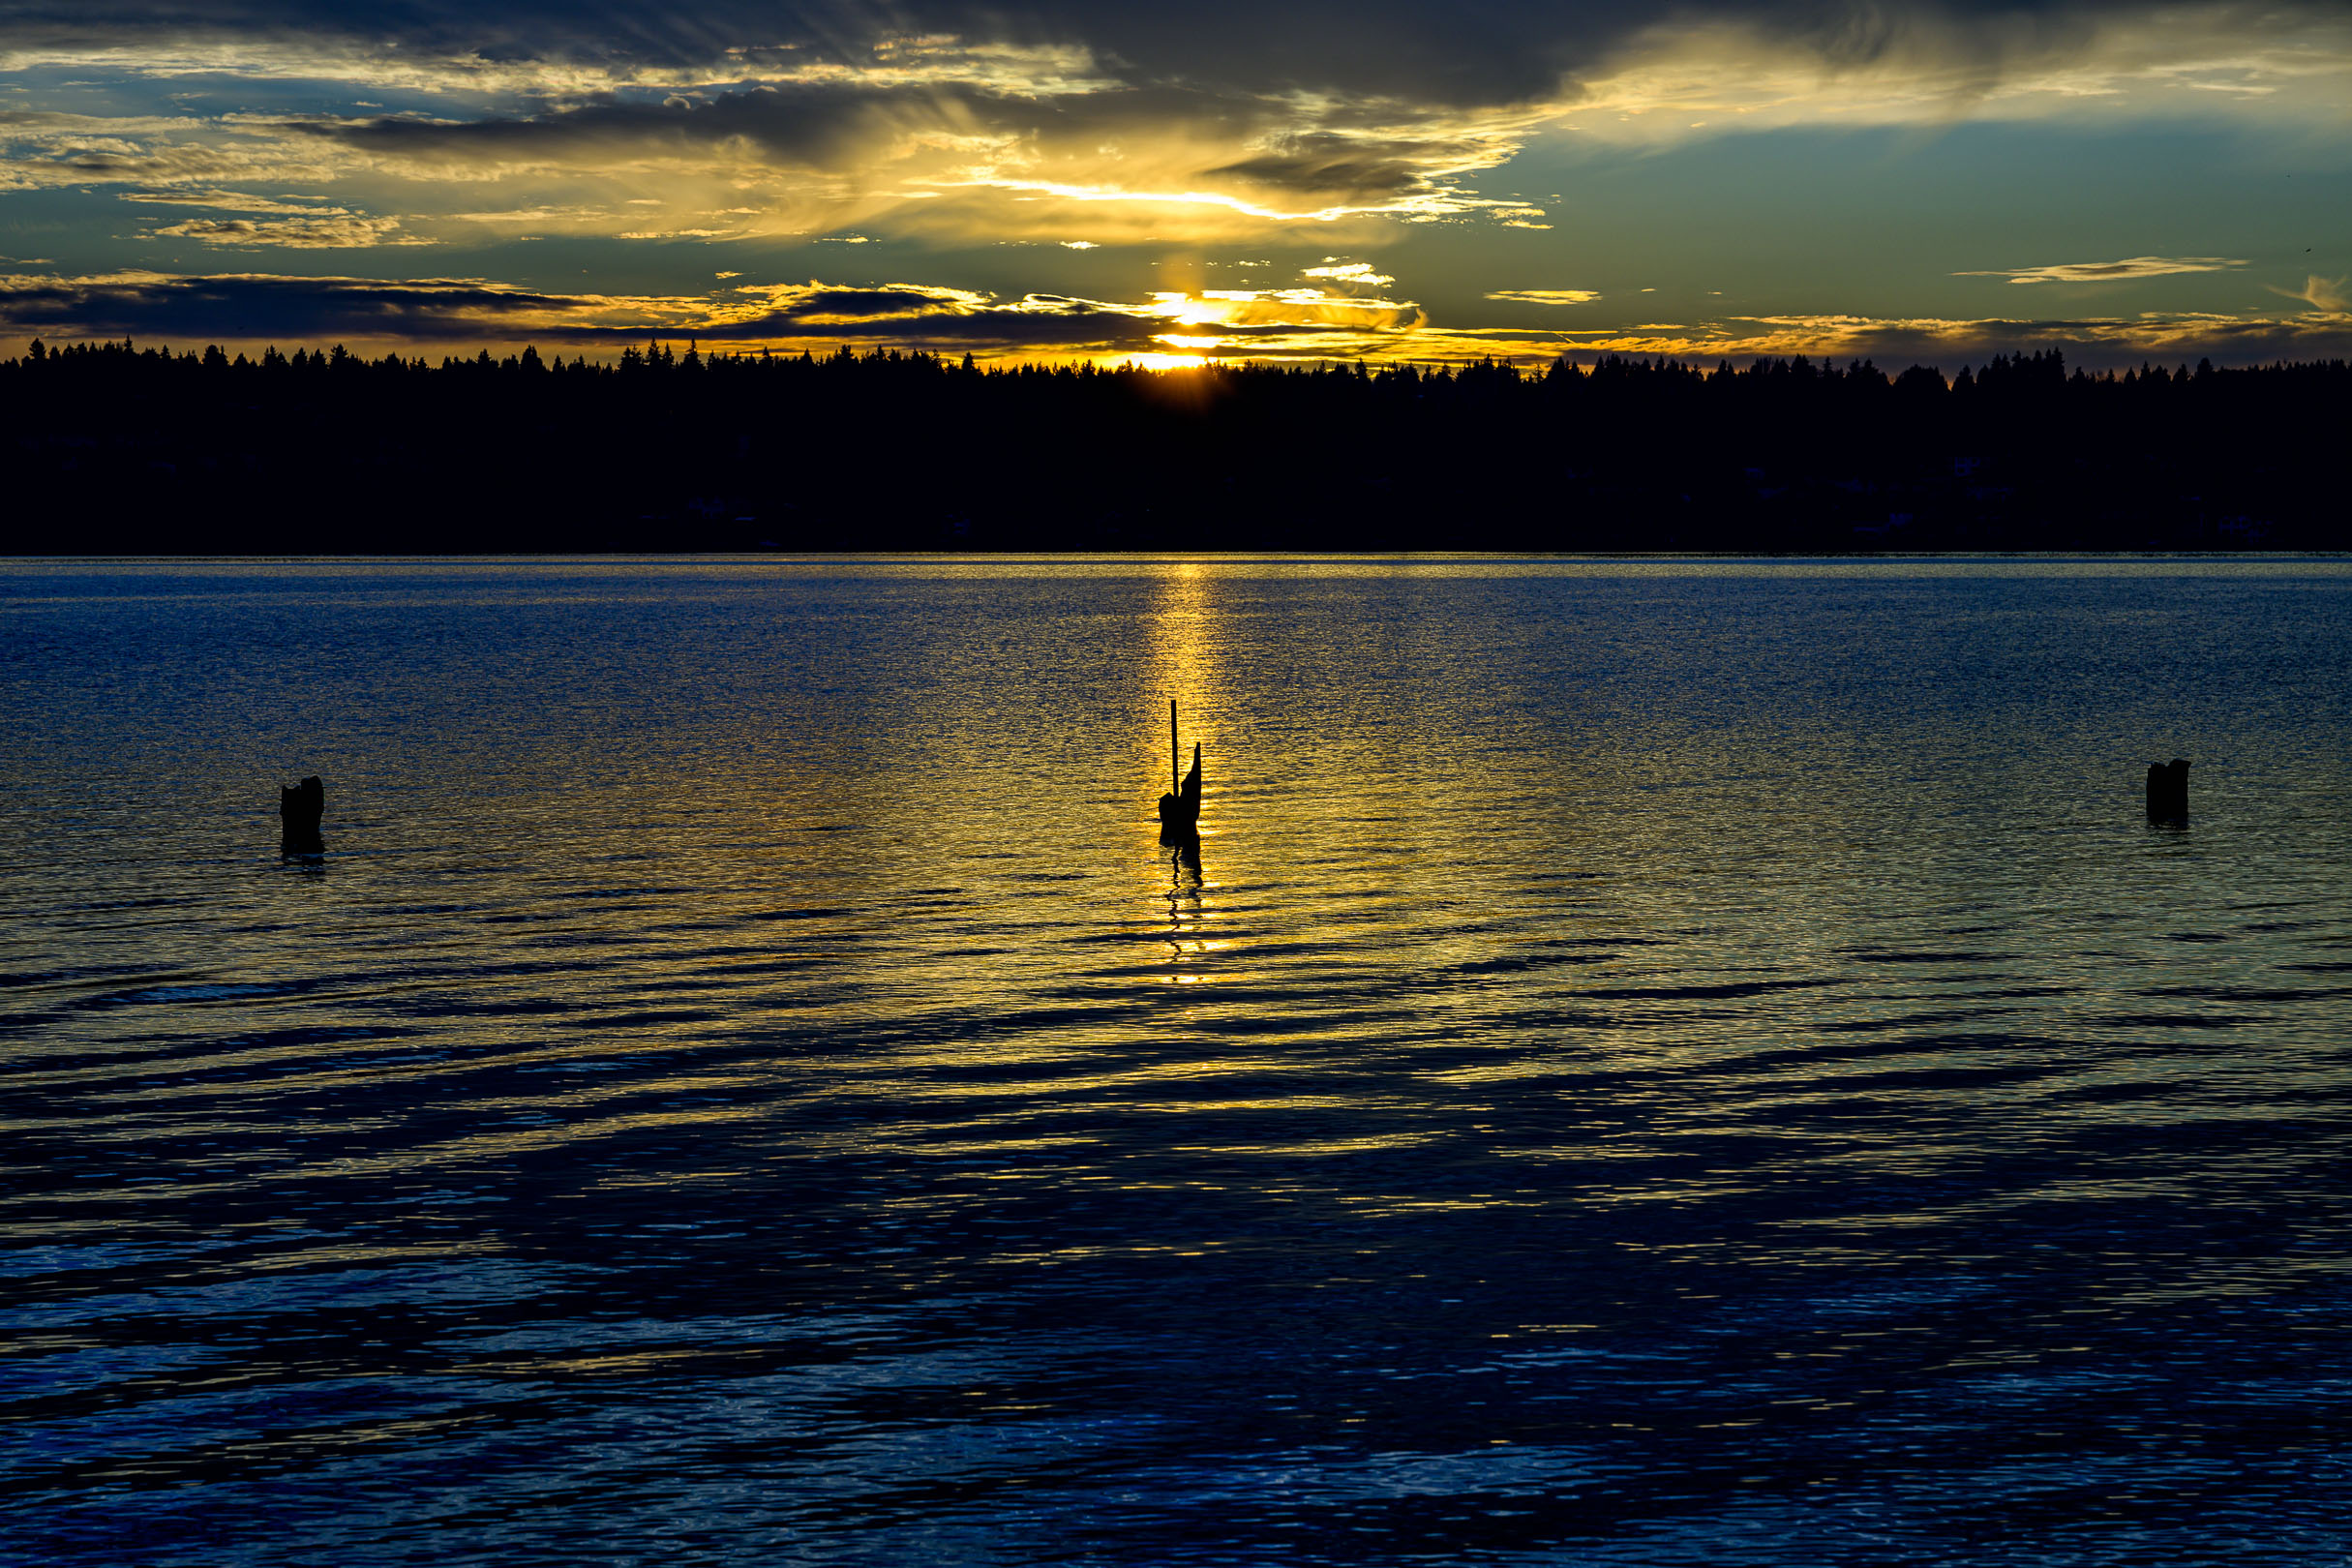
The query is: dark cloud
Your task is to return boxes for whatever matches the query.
[701,286,1174,350]
[784,286,973,318]
[714,303,1170,351]
[305,83,971,172]
[0,271,588,340]
[0,269,1178,353]
[1210,138,1440,200]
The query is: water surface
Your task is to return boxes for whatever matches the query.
[5,557,2351,1564]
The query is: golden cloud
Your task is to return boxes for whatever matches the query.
[151,213,434,247]
[4,264,2348,373]
[1955,256,2246,283]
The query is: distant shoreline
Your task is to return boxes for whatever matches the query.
[6,342,2344,555]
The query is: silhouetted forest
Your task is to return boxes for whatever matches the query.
[3,337,2344,552]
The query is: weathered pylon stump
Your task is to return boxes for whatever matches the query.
[281,774,325,852]
[2146,758,2189,822]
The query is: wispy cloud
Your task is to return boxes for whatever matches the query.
[1955,256,2246,284]
[122,188,348,215]
[1302,261,1395,287]
[2272,274,2349,316]
[151,214,434,247]
[1487,288,1601,305]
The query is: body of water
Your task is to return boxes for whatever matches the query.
[5,557,2351,1564]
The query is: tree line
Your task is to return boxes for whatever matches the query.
[3,338,2343,551]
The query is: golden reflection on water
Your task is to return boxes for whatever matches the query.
[1148,561,1224,983]
[1145,558,1216,799]
[10,557,2352,1560]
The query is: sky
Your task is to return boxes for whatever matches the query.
[2,0,2348,367]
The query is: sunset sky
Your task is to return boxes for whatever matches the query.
[2,0,2347,366]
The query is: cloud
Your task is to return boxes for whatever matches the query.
[0,264,1430,358]
[0,267,1179,352]
[274,80,1543,237]
[1,1,2339,110]
[735,282,994,321]
[2273,274,2349,315]
[296,83,978,176]
[0,270,599,341]
[150,214,435,247]
[0,133,333,192]
[708,277,1433,353]
[1208,133,1461,202]
[6,268,2350,370]
[118,189,435,247]
[121,188,347,215]
[1488,288,1601,305]
[618,226,749,240]
[1602,309,2352,366]
[442,203,617,227]
[721,289,1175,350]
[0,110,349,202]
[4,1,2347,123]
[1302,261,1396,286]
[1956,256,2247,283]
[9,4,2346,265]
[14,4,2341,240]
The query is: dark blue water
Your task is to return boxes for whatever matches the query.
[5,557,2351,1564]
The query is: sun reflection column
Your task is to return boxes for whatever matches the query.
[1145,560,1221,799]
[1146,560,1223,977]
